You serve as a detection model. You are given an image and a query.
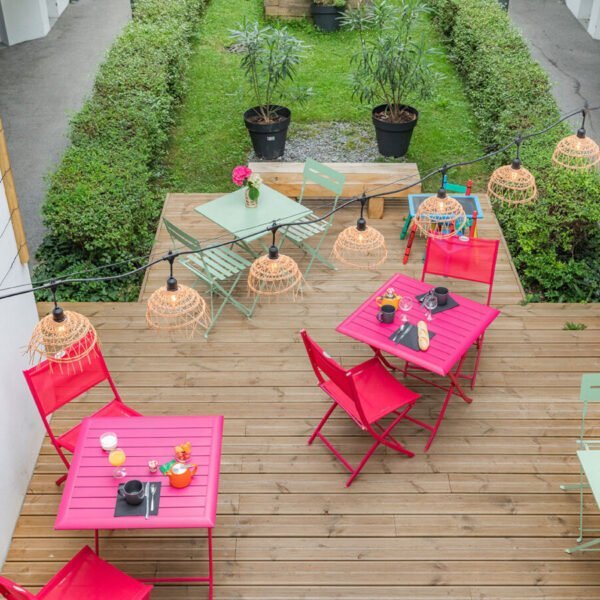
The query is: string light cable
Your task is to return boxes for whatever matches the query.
[0,103,598,303]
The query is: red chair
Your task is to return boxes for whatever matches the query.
[23,337,140,486]
[301,329,421,487]
[420,236,500,388]
[0,545,152,599]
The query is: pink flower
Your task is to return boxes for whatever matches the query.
[232,165,252,187]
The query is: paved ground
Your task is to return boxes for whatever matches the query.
[510,0,600,141]
[0,0,130,259]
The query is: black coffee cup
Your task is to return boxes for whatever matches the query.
[377,304,396,324]
[434,287,449,306]
[118,479,145,505]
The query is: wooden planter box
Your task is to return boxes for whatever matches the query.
[265,0,361,19]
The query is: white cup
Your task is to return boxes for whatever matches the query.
[100,432,118,452]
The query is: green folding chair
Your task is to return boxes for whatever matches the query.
[283,159,346,277]
[163,218,258,337]
[560,374,600,551]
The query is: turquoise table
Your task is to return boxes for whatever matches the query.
[566,449,600,553]
[195,185,312,255]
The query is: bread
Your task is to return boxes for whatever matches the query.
[417,320,430,351]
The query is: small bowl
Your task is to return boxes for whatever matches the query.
[100,431,118,452]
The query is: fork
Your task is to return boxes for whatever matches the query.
[150,484,157,513]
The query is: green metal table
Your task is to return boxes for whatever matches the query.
[194,185,312,256]
[566,448,600,553]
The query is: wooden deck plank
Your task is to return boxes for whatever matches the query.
[4,188,600,598]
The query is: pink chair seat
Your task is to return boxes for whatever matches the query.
[321,357,419,428]
[57,400,141,453]
[0,546,151,600]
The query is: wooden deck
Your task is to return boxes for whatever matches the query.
[4,192,600,599]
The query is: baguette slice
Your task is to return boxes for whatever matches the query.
[417,320,430,351]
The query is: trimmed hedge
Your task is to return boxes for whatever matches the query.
[430,0,600,302]
[34,0,206,301]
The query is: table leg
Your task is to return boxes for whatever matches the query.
[94,529,100,555]
[208,528,214,600]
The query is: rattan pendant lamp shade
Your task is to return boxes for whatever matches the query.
[247,227,303,299]
[552,127,600,170]
[28,290,98,366]
[413,189,467,239]
[487,158,537,205]
[146,254,210,336]
[331,196,387,270]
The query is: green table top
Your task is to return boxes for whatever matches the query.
[578,450,600,508]
[195,185,313,243]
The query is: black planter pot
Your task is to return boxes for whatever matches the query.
[371,104,419,158]
[243,106,291,160]
[311,4,343,32]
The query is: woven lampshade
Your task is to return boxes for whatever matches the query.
[146,277,210,335]
[487,159,537,204]
[332,221,387,270]
[28,307,98,366]
[552,129,600,170]
[413,190,467,239]
[247,247,303,298]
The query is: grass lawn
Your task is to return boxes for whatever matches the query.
[166,0,489,193]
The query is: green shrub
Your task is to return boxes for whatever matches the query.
[430,0,600,302]
[34,0,206,301]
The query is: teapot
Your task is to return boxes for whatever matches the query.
[166,462,198,489]
[375,287,401,311]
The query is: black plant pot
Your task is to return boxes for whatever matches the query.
[311,4,343,32]
[243,105,291,160]
[371,104,419,158]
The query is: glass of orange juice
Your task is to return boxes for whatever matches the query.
[109,448,127,478]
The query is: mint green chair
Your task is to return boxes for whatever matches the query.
[560,374,600,551]
[163,218,258,337]
[283,159,346,277]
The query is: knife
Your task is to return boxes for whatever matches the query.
[397,324,411,342]
[144,482,150,519]
[391,323,406,342]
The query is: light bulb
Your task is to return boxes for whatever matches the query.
[358,233,364,243]
[510,169,518,180]
[575,141,581,151]
[438,201,444,211]
[170,293,178,303]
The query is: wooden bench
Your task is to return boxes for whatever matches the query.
[248,161,422,219]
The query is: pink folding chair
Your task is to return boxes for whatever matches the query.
[420,236,500,388]
[301,329,421,487]
[0,545,152,599]
[23,336,141,486]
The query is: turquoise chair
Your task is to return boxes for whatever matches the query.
[560,374,600,551]
[163,218,258,337]
[283,159,346,277]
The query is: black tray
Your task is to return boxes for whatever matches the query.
[115,481,161,517]
[415,291,459,315]
[389,324,436,352]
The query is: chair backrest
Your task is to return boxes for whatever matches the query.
[300,329,355,400]
[422,237,500,305]
[580,374,600,439]
[442,174,473,195]
[163,218,201,251]
[23,341,118,419]
[0,578,36,600]
[299,159,346,207]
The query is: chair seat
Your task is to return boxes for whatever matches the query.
[286,220,329,243]
[38,546,151,600]
[180,245,250,281]
[57,400,140,453]
[321,358,420,428]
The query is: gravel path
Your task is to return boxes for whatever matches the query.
[249,120,406,163]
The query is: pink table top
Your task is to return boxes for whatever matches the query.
[336,273,500,377]
[55,415,223,531]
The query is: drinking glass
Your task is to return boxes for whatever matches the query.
[399,296,413,323]
[423,294,438,321]
[109,448,127,478]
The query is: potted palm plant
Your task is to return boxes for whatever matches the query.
[230,21,309,160]
[340,0,442,157]
[311,0,346,33]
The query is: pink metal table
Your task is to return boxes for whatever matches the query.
[336,273,499,450]
[55,415,223,599]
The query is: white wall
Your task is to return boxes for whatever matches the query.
[0,176,44,566]
[0,0,49,45]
